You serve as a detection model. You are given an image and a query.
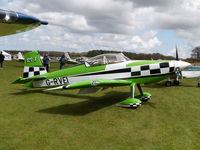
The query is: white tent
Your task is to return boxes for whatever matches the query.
[2,51,12,61]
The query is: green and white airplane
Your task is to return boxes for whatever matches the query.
[13,51,191,108]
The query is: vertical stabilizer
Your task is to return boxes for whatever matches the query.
[18,52,24,61]
[64,52,71,60]
[24,51,43,66]
[23,51,47,78]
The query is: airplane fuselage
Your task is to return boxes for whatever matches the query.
[31,60,189,88]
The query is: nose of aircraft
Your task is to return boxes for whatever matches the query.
[174,61,191,70]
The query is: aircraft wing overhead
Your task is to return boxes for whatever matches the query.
[0,9,48,36]
[45,79,133,91]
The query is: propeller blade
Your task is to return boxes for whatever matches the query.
[176,45,179,61]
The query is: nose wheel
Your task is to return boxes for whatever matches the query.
[165,80,180,86]
[165,81,172,87]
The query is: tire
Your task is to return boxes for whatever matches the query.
[165,81,172,87]
[173,80,180,86]
[198,83,200,87]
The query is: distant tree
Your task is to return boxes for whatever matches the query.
[191,46,200,59]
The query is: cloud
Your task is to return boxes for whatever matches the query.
[117,0,176,7]
[1,0,200,58]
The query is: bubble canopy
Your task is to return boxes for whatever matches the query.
[88,53,130,66]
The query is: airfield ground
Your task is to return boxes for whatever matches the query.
[0,61,200,150]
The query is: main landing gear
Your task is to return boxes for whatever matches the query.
[117,83,152,109]
[165,80,180,87]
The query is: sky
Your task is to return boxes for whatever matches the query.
[1,0,200,58]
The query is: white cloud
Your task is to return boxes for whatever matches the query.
[1,0,200,58]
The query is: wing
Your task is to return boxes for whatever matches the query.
[0,9,48,36]
[45,79,132,91]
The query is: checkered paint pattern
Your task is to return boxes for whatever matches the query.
[23,66,47,78]
[117,103,141,108]
[131,62,175,77]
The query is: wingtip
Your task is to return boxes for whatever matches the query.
[40,20,48,25]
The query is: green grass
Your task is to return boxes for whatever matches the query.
[0,61,200,150]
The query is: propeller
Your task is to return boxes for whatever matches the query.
[175,45,179,61]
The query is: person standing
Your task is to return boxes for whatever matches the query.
[59,55,67,70]
[43,54,50,72]
[0,51,5,68]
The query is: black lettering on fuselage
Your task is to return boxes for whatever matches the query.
[63,77,69,84]
[45,77,69,86]
[53,78,59,85]
[57,77,63,84]
[46,79,51,86]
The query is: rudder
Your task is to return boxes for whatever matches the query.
[23,51,47,78]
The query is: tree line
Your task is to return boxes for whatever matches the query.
[3,47,200,62]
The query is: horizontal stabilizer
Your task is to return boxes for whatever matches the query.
[12,77,47,84]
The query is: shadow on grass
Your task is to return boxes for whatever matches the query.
[11,89,45,95]
[144,83,199,88]
[37,91,130,116]
[11,89,97,100]
[142,101,157,109]
[12,89,156,115]
[177,84,199,88]
[144,83,166,88]
[42,91,95,100]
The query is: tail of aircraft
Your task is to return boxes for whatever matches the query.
[64,52,72,60]
[64,52,78,64]
[23,51,47,78]
[18,52,24,61]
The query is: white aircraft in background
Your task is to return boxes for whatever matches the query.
[182,66,200,87]
[64,52,78,64]
[17,52,24,61]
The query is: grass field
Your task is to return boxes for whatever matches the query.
[0,61,200,150]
